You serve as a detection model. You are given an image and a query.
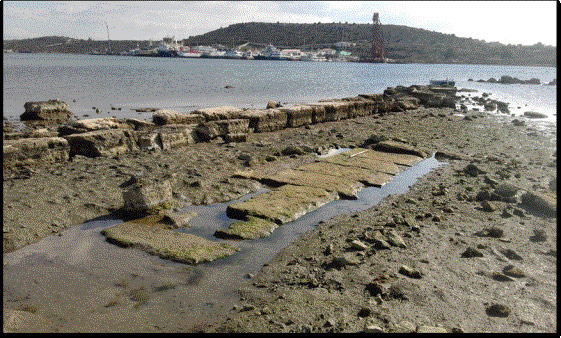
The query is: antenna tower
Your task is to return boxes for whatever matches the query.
[371,13,385,62]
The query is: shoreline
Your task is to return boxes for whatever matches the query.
[3,86,557,332]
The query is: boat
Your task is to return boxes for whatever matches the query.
[254,44,285,60]
[178,47,201,58]
[430,79,455,87]
[224,50,244,59]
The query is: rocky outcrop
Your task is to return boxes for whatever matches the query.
[279,105,314,128]
[20,100,73,122]
[64,129,139,158]
[523,111,548,119]
[156,124,197,150]
[3,136,70,170]
[239,108,288,133]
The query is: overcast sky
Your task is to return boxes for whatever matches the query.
[3,1,557,46]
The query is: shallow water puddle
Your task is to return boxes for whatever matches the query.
[3,154,442,331]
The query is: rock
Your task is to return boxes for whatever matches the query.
[475,227,504,238]
[398,265,422,278]
[20,100,73,122]
[512,119,525,126]
[491,272,515,282]
[157,124,198,150]
[3,137,70,170]
[350,239,369,251]
[529,229,547,242]
[122,179,173,214]
[486,303,511,317]
[464,163,485,176]
[461,247,484,258]
[266,100,281,109]
[3,309,56,333]
[503,265,526,278]
[331,254,360,268]
[224,133,247,143]
[371,230,392,250]
[386,230,407,248]
[281,145,306,156]
[64,129,138,158]
[480,200,497,212]
[523,111,548,119]
[494,183,519,199]
[195,119,249,141]
[417,325,447,333]
[214,216,278,240]
[70,117,131,132]
[373,140,427,158]
[152,109,204,125]
[364,323,386,333]
[161,211,197,228]
[390,320,416,333]
[500,249,523,260]
[520,191,556,217]
[192,106,244,121]
[279,105,314,128]
[239,109,288,133]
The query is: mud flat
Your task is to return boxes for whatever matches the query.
[3,85,557,332]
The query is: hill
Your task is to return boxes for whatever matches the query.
[3,22,556,67]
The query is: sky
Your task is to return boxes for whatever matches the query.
[2,1,557,46]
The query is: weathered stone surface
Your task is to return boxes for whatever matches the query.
[520,191,556,216]
[122,179,173,213]
[279,105,314,128]
[373,140,428,158]
[417,325,447,333]
[161,210,197,228]
[311,101,349,122]
[239,109,288,132]
[350,148,423,166]
[214,216,279,239]
[64,129,138,158]
[224,133,247,143]
[226,184,337,224]
[486,304,511,317]
[195,119,250,141]
[192,106,244,121]
[3,137,69,167]
[263,169,363,199]
[20,100,73,122]
[3,309,56,333]
[101,216,238,264]
[152,109,205,125]
[125,118,156,131]
[137,132,161,151]
[157,124,197,150]
[70,117,132,132]
[320,149,403,174]
[295,161,393,187]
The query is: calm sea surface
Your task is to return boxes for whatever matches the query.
[3,52,557,125]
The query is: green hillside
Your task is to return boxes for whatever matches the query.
[3,22,556,66]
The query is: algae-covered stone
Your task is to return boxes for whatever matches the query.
[296,161,393,187]
[320,149,401,174]
[226,184,337,224]
[102,217,239,264]
[214,216,278,239]
[263,169,363,199]
[350,148,424,166]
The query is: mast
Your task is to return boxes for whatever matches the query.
[105,21,111,54]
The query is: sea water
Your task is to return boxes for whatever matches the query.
[3,53,557,126]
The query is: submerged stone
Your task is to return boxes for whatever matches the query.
[102,216,239,264]
[226,184,337,224]
[214,216,278,240]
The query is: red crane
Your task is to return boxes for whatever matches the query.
[371,12,385,63]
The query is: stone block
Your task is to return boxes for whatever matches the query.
[64,129,138,158]
[152,109,205,125]
[279,105,314,127]
[122,179,173,213]
[195,119,249,141]
[3,136,69,167]
[20,100,73,122]
[157,124,197,150]
[192,106,244,121]
[239,109,288,132]
[214,216,279,239]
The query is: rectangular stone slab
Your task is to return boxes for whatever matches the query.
[214,216,279,240]
[226,184,337,224]
[263,169,363,199]
[350,148,424,166]
[320,150,401,175]
[295,161,393,187]
[101,216,239,265]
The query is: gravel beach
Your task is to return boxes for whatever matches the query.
[3,89,557,332]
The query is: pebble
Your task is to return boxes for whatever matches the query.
[364,323,386,333]
[491,272,515,282]
[461,247,484,258]
[486,303,511,317]
[350,239,369,251]
[503,265,526,278]
[481,200,496,212]
[398,265,422,279]
[391,320,416,333]
[500,249,523,261]
[529,229,547,242]
[386,230,407,248]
